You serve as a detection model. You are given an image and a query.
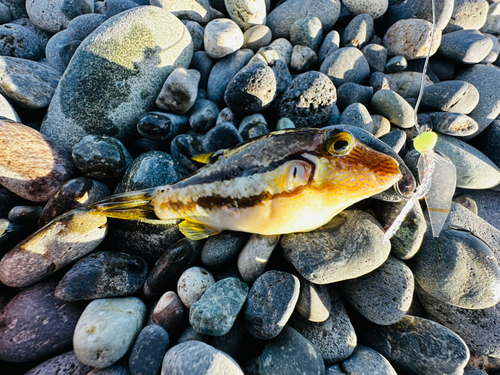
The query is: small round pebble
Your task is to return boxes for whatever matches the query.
[340,103,374,133]
[202,231,249,267]
[225,0,267,30]
[0,23,43,60]
[177,266,215,308]
[45,29,74,73]
[189,99,220,133]
[337,345,397,375]
[318,30,340,63]
[320,47,370,87]
[290,16,323,51]
[439,29,493,64]
[202,122,244,153]
[342,0,388,19]
[25,351,93,375]
[129,325,170,375]
[336,82,373,111]
[388,71,434,98]
[362,43,387,72]
[68,13,107,41]
[296,278,331,322]
[371,89,415,128]
[385,55,408,73]
[290,45,317,72]
[343,13,374,49]
[237,233,280,283]
[155,68,200,114]
[137,111,188,141]
[243,25,272,52]
[204,18,244,59]
[148,291,186,336]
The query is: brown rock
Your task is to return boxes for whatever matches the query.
[0,120,76,202]
[148,291,186,337]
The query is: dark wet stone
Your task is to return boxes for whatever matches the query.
[137,112,188,142]
[0,279,85,363]
[68,13,107,41]
[189,99,220,133]
[144,238,203,296]
[207,49,254,107]
[148,291,186,337]
[115,151,189,194]
[155,68,200,114]
[0,23,43,60]
[417,112,479,137]
[0,219,32,257]
[129,325,169,375]
[363,315,469,375]
[201,231,248,267]
[422,80,480,114]
[88,363,131,375]
[340,256,414,325]
[278,71,336,128]
[25,351,92,375]
[178,326,208,344]
[190,277,249,336]
[55,251,148,301]
[0,209,107,288]
[161,341,244,374]
[281,210,390,284]
[471,119,500,170]
[340,103,374,133]
[260,326,325,375]
[170,132,206,172]
[209,315,246,360]
[0,185,27,217]
[237,234,280,284]
[240,121,269,140]
[336,83,373,111]
[202,122,244,153]
[185,21,204,52]
[8,205,43,226]
[244,270,300,340]
[39,177,110,227]
[343,13,374,49]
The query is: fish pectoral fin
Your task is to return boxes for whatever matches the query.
[179,220,221,240]
[192,152,215,164]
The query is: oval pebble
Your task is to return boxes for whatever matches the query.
[129,325,170,375]
[25,351,93,375]
[26,0,94,33]
[155,68,200,114]
[339,103,374,133]
[225,0,267,30]
[242,25,272,52]
[336,82,373,111]
[417,112,479,137]
[342,0,388,19]
[296,277,331,322]
[371,89,415,128]
[320,47,370,87]
[335,345,397,375]
[204,18,244,59]
[362,43,387,72]
[68,13,107,41]
[422,80,480,114]
[189,99,220,133]
[0,23,43,60]
[177,266,215,308]
[237,233,280,283]
[202,122,244,153]
[439,29,493,64]
[45,29,73,73]
[149,291,186,336]
[202,231,248,267]
[387,71,433,99]
[343,13,374,49]
[290,16,323,51]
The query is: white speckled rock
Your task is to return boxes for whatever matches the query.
[383,18,442,60]
[204,18,244,59]
[150,0,212,25]
[26,0,94,33]
[225,0,267,30]
[177,266,215,308]
[40,6,193,152]
[342,0,388,19]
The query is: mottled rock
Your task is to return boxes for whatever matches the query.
[447,0,489,32]
[388,71,433,99]
[204,18,243,59]
[45,29,73,73]
[178,266,215,308]
[26,0,94,33]
[202,231,248,267]
[0,93,20,122]
[25,351,92,375]
[156,68,200,114]
[417,112,478,137]
[343,13,374,49]
[362,43,387,72]
[338,345,397,375]
[237,234,280,283]
[0,23,43,60]
[320,47,370,87]
[202,122,243,153]
[296,278,331,322]
[342,0,388,19]
[148,291,186,337]
[129,325,169,375]
[225,0,266,30]
[290,16,323,51]
[151,0,212,24]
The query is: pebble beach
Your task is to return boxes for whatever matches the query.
[2,0,500,374]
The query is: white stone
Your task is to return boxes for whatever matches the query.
[177,267,215,308]
[204,18,244,58]
[225,0,267,30]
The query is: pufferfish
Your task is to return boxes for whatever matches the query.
[90,128,402,240]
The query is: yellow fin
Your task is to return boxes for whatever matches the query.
[192,152,215,164]
[179,220,221,240]
[89,188,158,220]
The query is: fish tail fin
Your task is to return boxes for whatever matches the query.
[89,188,159,220]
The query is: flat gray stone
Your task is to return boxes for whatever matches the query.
[417,112,478,137]
[422,80,480,114]
[40,6,193,152]
[320,47,370,87]
[371,89,419,128]
[343,13,374,49]
[439,29,493,64]
[342,0,388,19]
[339,345,397,375]
[445,0,489,32]
[387,71,433,99]
[0,22,43,60]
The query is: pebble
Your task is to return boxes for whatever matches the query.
[0,23,43,60]
[202,231,248,267]
[336,83,373,111]
[239,113,270,140]
[161,341,244,374]
[471,119,500,169]
[148,291,186,336]
[340,256,414,325]
[281,210,390,284]
[482,33,500,64]
[342,0,388,19]
[439,29,493,64]
[0,208,107,287]
[38,177,110,227]
[378,130,406,153]
[40,6,193,153]
[103,0,140,18]
[244,270,299,340]
[320,47,370,87]
[445,0,489,32]
[363,315,470,375]
[204,18,243,59]
[0,92,20,122]
[455,190,500,230]
[318,30,340,63]
[190,277,248,336]
[0,279,85,363]
[68,13,107,41]
[155,68,200,114]
[339,103,374,133]
[333,345,397,375]
[187,99,219,133]
[202,122,244,153]
[481,2,500,34]
[296,277,331,322]
[25,351,93,375]
[278,70,336,128]
[291,288,357,364]
[385,56,407,73]
[372,114,391,137]
[290,17,323,51]
[362,43,387,72]
[177,266,215,308]
[243,25,272,52]
[422,80,480,114]
[190,51,214,89]
[150,0,212,24]
[371,89,415,128]
[170,132,206,172]
[129,325,170,375]
[185,21,204,52]
[266,0,341,39]
[383,19,442,60]
[455,64,500,139]
[87,363,131,375]
[0,3,11,24]
[237,233,280,283]
[384,0,454,31]
[388,71,433,99]
[224,60,277,114]
[209,316,247,361]
[72,135,132,179]
[45,29,74,73]
[417,112,478,137]
[225,0,267,30]
[55,251,148,301]
[268,38,293,65]
[343,13,374,49]
[259,326,325,375]
[207,49,254,106]
[26,0,93,33]
[290,45,317,72]
[73,297,146,368]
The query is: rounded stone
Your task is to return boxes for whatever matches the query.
[0,279,85,363]
[320,47,370,87]
[148,291,186,336]
[385,55,408,73]
[384,0,454,31]
[189,99,220,133]
[342,0,388,19]
[387,71,433,99]
[260,326,326,375]
[155,68,200,114]
[151,0,212,24]
[481,2,500,34]
[422,80,480,114]
[202,122,244,153]
[68,13,107,41]
[201,231,248,267]
[177,266,215,308]
[137,112,188,142]
[190,51,214,89]
[0,23,43,60]
[103,0,140,18]
[40,6,193,153]
[45,29,73,73]
[190,277,249,336]
[185,21,204,52]
[338,345,397,375]
[129,325,170,375]
[445,0,489,32]
[371,89,415,128]
[340,103,374,133]
[343,13,374,49]
[362,43,388,72]
[290,45,317,72]
[55,251,149,301]
[0,92,20,122]
[204,18,244,59]
[26,0,94,33]
[0,209,107,288]
[439,29,493,64]
[383,19,442,60]
[243,25,272,52]
[378,130,406,153]
[161,341,243,375]
[237,233,280,283]
[269,38,293,66]
[372,114,391,137]
[336,83,373,111]
[224,0,266,30]
[318,30,340,63]
[244,270,300,340]
[278,70,336,128]
[370,71,399,92]
[340,256,414,325]
[296,278,331,322]
[290,16,323,51]
[73,297,146,368]
[418,112,478,137]
[281,210,391,284]
[25,351,93,375]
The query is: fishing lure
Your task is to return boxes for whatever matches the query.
[90,128,402,240]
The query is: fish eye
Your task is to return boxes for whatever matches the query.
[323,130,354,156]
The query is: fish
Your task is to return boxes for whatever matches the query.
[89,128,402,240]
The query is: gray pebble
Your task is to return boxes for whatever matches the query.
[25,351,93,375]
[318,30,340,63]
[156,68,200,114]
[244,270,299,339]
[202,231,248,267]
[290,16,323,51]
[320,47,370,87]
[371,89,415,128]
[190,51,213,89]
[369,72,398,95]
[378,130,406,153]
[26,0,94,33]
[445,0,489,32]
[237,234,280,283]
[422,80,480,114]
[418,112,478,137]
[185,21,204,52]
[0,23,43,60]
[482,33,500,64]
[342,0,388,19]
[439,29,493,64]
[178,326,208,344]
[204,18,243,59]
[339,103,374,133]
[281,210,390,284]
[276,117,295,130]
[74,297,146,367]
[0,92,20,122]
[0,2,11,24]
[290,45,317,72]
[362,43,387,72]
[137,112,188,142]
[129,325,169,375]
[225,0,267,30]
[177,266,215,308]
[202,122,243,153]
[384,0,454,31]
[343,13,374,49]
[340,256,414,325]
[243,25,272,52]
[68,13,107,41]
[149,291,186,337]
[388,71,433,99]
[45,29,73,73]
[454,190,500,230]
[481,2,500,34]
[268,38,293,66]
[296,277,331,322]
[150,0,212,24]
[336,82,373,111]
[372,114,391,137]
[103,0,140,18]
[385,55,407,73]
[189,99,220,133]
[338,345,397,375]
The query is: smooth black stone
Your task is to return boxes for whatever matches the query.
[240,122,269,141]
[103,0,140,18]
[0,185,28,217]
[201,231,249,267]
[189,99,220,133]
[170,133,206,172]
[55,251,149,301]
[190,51,214,89]
[0,218,31,256]
[202,122,244,153]
[8,205,44,226]
[129,325,169,375]
[137,112,188,141]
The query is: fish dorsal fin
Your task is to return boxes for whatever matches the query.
[192,152,215,164]
[179,220,221,240]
